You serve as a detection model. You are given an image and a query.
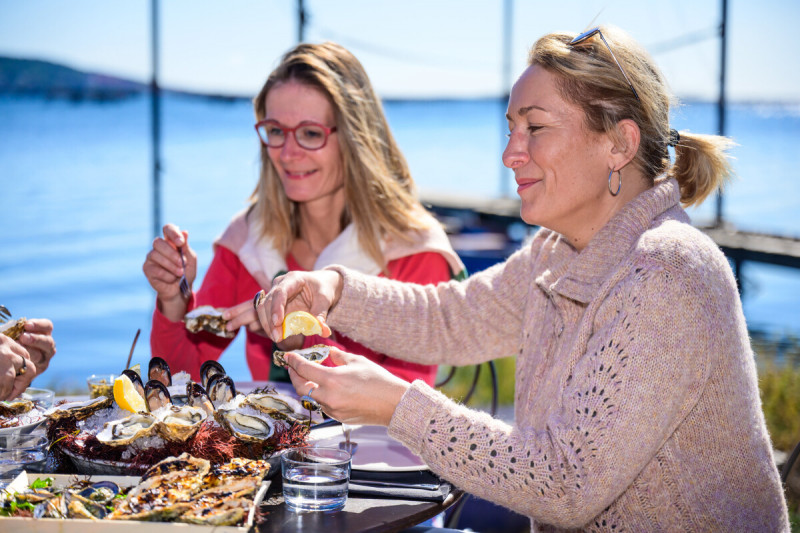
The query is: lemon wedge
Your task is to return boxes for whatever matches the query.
[128,363,141,377]
[282,310,323,339]
[114,374,147,413]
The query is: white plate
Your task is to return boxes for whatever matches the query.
[0,417,45,436]
[309,424,428,472]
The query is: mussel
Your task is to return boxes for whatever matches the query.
[144,380,172,412]
[77,481,121,505]
[121,369,145,400]
[200,360,226,389]
[148,356,172,386]
[207,374,236,407]
[186,382,215,416]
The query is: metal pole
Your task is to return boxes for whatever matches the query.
[500,0,512,197]
[297,0,306,43]
[715,0,728,227]
[151,0,162,239]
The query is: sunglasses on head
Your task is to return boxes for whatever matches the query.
[569,27,640,101]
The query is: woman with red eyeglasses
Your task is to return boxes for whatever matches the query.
[142,42,464,385]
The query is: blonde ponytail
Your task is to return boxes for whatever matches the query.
[669,131,736,207]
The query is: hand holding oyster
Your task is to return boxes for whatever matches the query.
[184,306,235,338]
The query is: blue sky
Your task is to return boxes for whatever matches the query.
[1,0,798,102]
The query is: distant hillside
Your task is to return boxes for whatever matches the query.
[0,56,150,101]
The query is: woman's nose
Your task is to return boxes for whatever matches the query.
[279,133,304,161]
[502,132,529,169]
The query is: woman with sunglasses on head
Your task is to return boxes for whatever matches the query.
[256,27,788,531]
[142,42,464,385]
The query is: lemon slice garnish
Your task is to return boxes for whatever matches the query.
[282,311,323,339]
[114,375,147,413]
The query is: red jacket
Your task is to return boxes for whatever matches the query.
[150,245,452,385]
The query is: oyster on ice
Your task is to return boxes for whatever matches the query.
[184,306,235,338]
[0,398,34,417]
[244,393,309,423]
[45,397,112,421]
[214,409,275,443]
[273,344,330,368]
[154,405,208,442]
[96,413,158,446]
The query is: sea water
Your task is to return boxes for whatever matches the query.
[0,94,798,389]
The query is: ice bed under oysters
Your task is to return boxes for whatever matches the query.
[44,358,322,475]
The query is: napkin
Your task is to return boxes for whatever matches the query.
[348,469,452,502]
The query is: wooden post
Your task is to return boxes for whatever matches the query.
[150,0,162,239]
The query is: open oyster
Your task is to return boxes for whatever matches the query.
[0,398,34,417]
[45,397,112,421]
[214,408,275,443]
[273,344,330,368]
[184,306,235,338]
[154,405,208,442]
[0,317,26,341]
[96,413,158,446]
[244,393,309,423]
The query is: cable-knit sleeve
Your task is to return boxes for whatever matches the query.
[387,257,715,527]
[326,244,535,366]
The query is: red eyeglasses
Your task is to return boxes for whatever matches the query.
[254,119,337,150]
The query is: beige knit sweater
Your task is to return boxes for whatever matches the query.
[327,178,789,532]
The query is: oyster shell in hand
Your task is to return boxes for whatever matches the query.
[184,306,235,338]
[273,344,330,368]
[0,317,26,341]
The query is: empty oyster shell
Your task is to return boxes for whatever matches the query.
[273,344,330,368]
[0,317,26,341]
[96,413,158,446]
[184,306,235,338]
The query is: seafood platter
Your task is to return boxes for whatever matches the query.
[0,454,271,530]
[0,356,326,529]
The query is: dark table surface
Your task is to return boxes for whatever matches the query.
[255,486,463,533]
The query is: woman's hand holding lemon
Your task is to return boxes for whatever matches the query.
[254,269,342,342]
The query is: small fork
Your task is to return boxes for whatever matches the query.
[178,248,191,299]
[0,305,11,324]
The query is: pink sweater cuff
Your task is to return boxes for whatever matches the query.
[387,380,443,455]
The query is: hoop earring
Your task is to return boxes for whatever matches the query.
[608,168,621,196]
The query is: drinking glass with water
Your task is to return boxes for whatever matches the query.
[281,446,351,512]
[0,434,48,486]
